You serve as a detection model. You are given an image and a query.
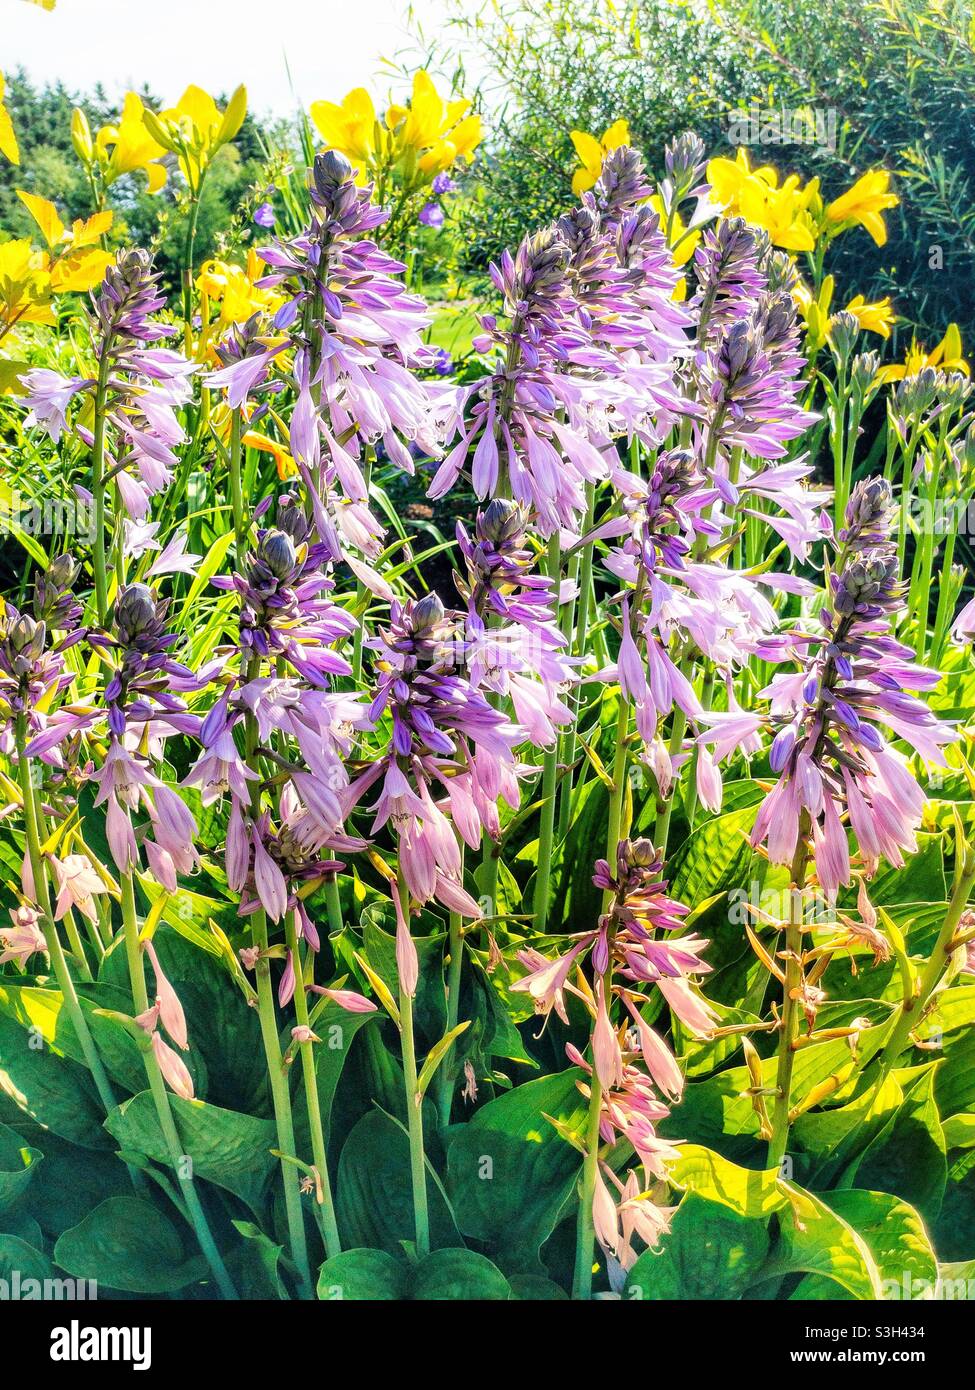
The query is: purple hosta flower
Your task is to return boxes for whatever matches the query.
[431,347,452,377]
[430,225,616,535]
[455,500,574,747]
[514,838,714,1275]
[419,201,445,229]
[597,450,782,785]
[557,196,689,407]
[750,478,959,894]
[51,854,106,923]
[0,905,46,967]
[205,311,288,410]
[254,200,276,229]
[20,250,195,521]
[699,313,818,465]
[217,500,356,685]
[0,559,81,755]
[358,593,519,913]
[19,369,92,441]
[431,173,457,197]
[692,217,768,341]
[84,584,208,878]
[256,151,439,479]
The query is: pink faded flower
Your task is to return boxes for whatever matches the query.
[144,939,189,1050]
[0,905,46,966]
[51,853,106,923]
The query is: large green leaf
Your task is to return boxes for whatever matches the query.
[446,1069,586,1270]
[843,1065,947,1224]
[335,1109,461,1254]
[0,1234,56,1286]
[412,1248,511,1300]
[669,1146,882,1299]
[317,1247,410,1300]
[0,1120,41,1215]
[54,1196,206,1293]
[0,1012,111,1149]
[625,1191,770,1299]
[791,1190,937,1300]
[105,1091,276,1216]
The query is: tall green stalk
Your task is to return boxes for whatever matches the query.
[242,656,313,1298]
[119,873,238,1299]
[397,879,430,1256]
[14,715,116,1118]
[89,350,113,625]
[533,533,563,934]
[284,913,341,1259]
[572,697,630,1299]
[766,836,810,1170]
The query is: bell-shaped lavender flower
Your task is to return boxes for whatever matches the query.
[750,478,959,893]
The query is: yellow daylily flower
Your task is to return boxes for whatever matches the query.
[844,294,896,339]
[0,238,54,336]
[0,71,19,165]
[875,322,969,384]
[88,93,168,193]
[1,195,113,339]
[310,87,378,167]
[826,170,898,247]
[197,250,282,329]
[312,70,482,193]
[147,85,247,190]
[570,119,631,197]
[706,148,779,211]
[242,429,297,481]
[709,150,819,251]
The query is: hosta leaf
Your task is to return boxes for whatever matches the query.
[105,1091,277,1216]
[54,1196,206,1294]
[843,1064,947,1224]
[0,1234,56,1286]
[0,1012,111,1149]
[317,1247,410,1300]
[625,1191,770,1299]
[336,1110,461,1254]
[412,1248,511,1300]
[0,1120,41,1215]
[446,1069,586,1270]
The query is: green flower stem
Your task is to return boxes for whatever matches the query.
[533,533,563,935]
[181,190,204,352]
[324,874,343,934]
[572,1052,604,1301]
[228,407,247,558]
[766,835,811,1170]
[437,895,465,1128]
[118,872,237,1300]
[284,913,341,1259]
[90,348,113,625]
[14,714,115,1114]
[558,483,596,840]
[572,698,630,1299]
[397,878,431,1257]
[911,453,945,662]
[351,450,375,684]
[242,656,313,1299]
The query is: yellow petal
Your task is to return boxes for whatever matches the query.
[17,190,65,249]
[570,129,604,174]
[0,105,19,165]
[600,118,630,151]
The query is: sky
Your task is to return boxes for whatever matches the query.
[1,0,462,119]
